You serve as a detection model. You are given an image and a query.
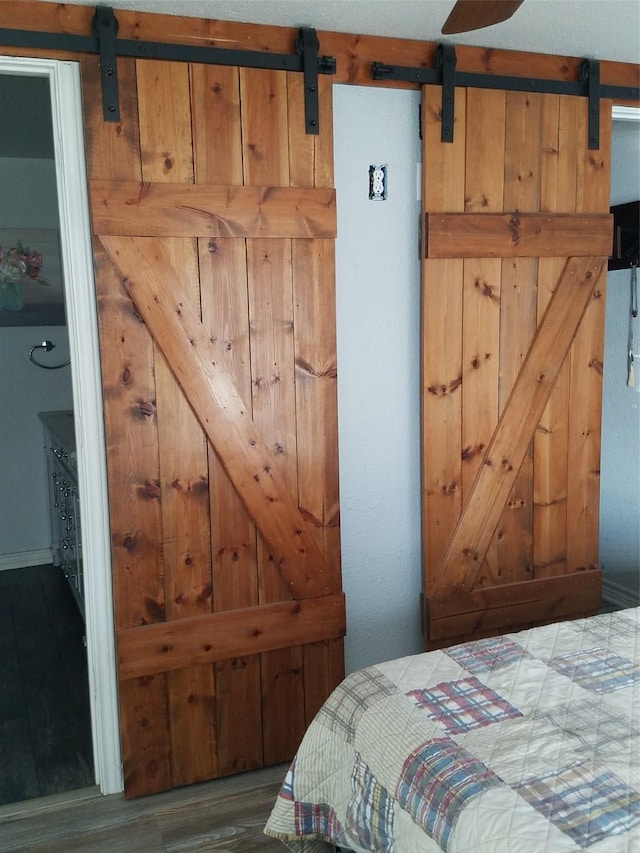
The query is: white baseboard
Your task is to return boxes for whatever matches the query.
[0,549,54,571]
[602,577,640,610]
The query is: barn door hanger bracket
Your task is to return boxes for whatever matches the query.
[371,48,639,150]
[436,44,457,143]
[93,6,120,122]
[297,27,333,134]
[580,59,601,150]
[371,45,458,143]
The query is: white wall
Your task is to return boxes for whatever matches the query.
[0,156,72,568]
[334,85,423,673]
[600,118,640,606]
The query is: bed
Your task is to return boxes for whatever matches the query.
[265,607,640,852]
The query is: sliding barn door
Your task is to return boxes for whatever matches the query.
[81,57,343,797]
[421,87,612,647]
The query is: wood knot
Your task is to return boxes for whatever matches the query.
[140,481,161,500]
[197,585,212,603]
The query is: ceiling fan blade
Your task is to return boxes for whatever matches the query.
[442,0,524,34]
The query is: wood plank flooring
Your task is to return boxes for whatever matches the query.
[0,565,94,806]
[0,765,288,851]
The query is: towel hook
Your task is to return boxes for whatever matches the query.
[28,340,70,370]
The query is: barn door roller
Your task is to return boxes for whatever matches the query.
[372,46,640,150]
[0,6,336,134]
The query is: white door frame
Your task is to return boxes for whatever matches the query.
[613,106,640,122]
[0,55,122,795]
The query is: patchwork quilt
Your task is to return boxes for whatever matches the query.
[265,607,640,852]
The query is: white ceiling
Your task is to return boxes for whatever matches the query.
[39,0,640,64]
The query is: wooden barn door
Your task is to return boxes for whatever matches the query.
[421,86,613,647]
[81,57,343,797]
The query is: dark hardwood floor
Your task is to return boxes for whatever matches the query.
[0,564,94,806]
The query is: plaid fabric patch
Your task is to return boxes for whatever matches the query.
[532,699,640,756]
[407,676,523,734]
[566,611,639,647]
[295,800,345,841]
[345,754,395,852]
[517,763,640,848]
[316,668,396,743]
[547,647,640,694]
[445,637,531,674]
[396,737,503,852]
[279,759,296,801]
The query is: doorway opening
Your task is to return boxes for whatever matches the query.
[0,55,121,803]
[600,105,640,609]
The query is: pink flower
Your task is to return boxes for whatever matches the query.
[0,241,47,284]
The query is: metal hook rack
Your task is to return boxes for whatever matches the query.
[28,339,70,370]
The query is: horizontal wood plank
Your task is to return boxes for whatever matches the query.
[428,568,601,620]
[118,594,346,679]
[432,256,605,596]
[91,181,336,238]
[425,213,612,258]
[427,570,601,641]
[100,236,333,601]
